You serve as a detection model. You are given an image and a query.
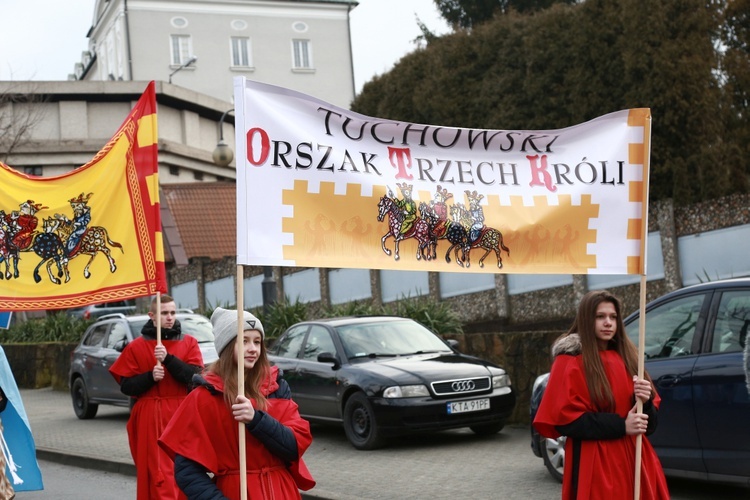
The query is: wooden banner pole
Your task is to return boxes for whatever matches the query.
[236,265,247,500]
[156,292,162,358]
[634,111,652,500]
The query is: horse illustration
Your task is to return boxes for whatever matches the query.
[73,226,124,278]
[451,204,510,269]
[30,216,123,283]
[32,218,68,284]
[0,212,14,280]
[377,195,432,261]
[419,201,469,265]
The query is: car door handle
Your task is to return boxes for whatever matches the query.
[656,375,682,388]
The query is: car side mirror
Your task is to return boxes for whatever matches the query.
[114,339,128,352]
[317,351,341,369]
[446,339,459,350]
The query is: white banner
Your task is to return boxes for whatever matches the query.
[234,78,650,275]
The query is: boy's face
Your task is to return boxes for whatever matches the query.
[149,301,177,329]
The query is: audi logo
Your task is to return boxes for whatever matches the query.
[451,380,476,392]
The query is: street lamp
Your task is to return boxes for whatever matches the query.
[168,56,197,84]
[212,108,234,167]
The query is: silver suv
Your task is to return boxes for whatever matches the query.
[68,311,218,419]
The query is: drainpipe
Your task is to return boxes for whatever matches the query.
[124,0,134,79]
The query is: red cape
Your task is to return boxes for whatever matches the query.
[533,351,669,500]
[109,335,203,500]
[158,368,315,500]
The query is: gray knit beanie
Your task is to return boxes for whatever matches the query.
[211,307,265,356]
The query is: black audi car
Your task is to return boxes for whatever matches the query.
[268,316,516,450]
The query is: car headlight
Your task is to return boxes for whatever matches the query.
[492,374,511,389]
[383,385,430,398]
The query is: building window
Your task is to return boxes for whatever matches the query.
[23,166,43,176]
[292,39,312,69]
[170,35,193,65]
[169,165,180,176]
[231,37,252,67]
[193,171,204,181]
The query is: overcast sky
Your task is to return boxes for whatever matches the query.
[0,0,450,93]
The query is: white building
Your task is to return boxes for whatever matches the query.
[72,0,358,108]
[0,81,238,183]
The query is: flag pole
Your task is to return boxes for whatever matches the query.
[236,265,247,500]
[634,110,652,500]
[156,292,162,356]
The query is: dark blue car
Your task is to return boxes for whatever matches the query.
[530,278,750,486]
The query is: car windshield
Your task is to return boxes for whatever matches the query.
[179,315,215,343]
[336,319,452,358]
[126,315,214,344]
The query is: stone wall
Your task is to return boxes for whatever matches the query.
[14,192,735,426]
[5,343,73,392]
[168,194,750,330]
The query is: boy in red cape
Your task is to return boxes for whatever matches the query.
[159,307,315,499]
[110,295,204,499]
[533,290,669,499]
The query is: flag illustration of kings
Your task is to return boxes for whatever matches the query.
[0,81,167,311]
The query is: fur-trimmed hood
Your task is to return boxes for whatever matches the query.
[552,333,582,357]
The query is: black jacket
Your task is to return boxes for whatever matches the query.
[118,319,202,397]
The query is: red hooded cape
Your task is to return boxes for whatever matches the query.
[533,350,669,500]
[158,367,315,500]
[109,334,203,500]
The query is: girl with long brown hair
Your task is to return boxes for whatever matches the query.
[533,290,669,499]
[159,308,315,499]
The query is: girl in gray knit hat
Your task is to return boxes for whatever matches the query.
[159,307,315,499]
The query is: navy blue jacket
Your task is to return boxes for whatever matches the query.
[173,370,298,500]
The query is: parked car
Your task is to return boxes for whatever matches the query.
[69,311,218,419]
[530,278,750,486]
[65,300,137,320]
[268,316,516,450]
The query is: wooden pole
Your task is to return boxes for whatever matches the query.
[156,292,162,360]
[634,110,652,500]
[634,275,647,500]
[236,265,247,500]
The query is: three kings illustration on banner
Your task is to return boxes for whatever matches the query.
[0,193,122,284]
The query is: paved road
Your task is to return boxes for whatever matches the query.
[19,387,750,499]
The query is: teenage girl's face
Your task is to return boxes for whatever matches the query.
[594,301,617,350]
[234,329,262,369]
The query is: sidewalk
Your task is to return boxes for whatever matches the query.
[19,387,553,500]
[21,387,135,476]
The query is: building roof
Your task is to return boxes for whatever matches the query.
[161,182,236,261]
